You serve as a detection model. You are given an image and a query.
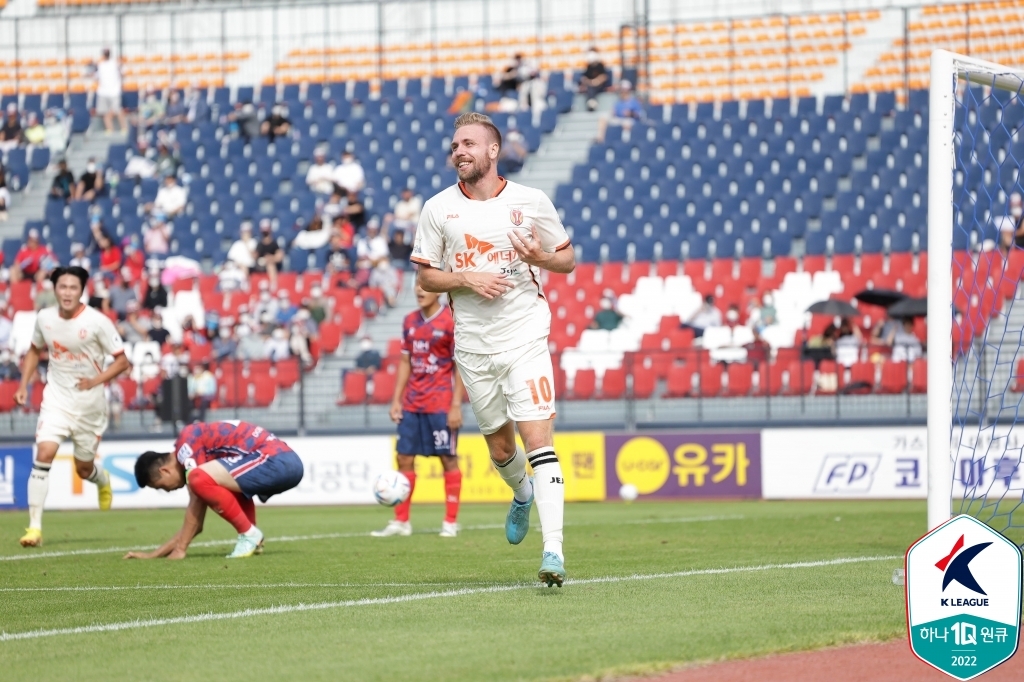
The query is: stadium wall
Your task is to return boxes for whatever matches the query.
[0,427,933,510]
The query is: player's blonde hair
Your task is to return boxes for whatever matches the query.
[454,112,502,150]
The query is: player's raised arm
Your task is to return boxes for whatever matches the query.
[508,192,575,274]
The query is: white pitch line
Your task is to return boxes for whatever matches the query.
[0,554,902,643]
[0,581,509,593]
[0,515,743,562]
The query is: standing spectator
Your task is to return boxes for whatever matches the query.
[596,80,645,143]
[188,363,217,422]
[97,234,123,276]
[332,151,365,194]
[143,274,168,311]
[354,336,382,374]
[148,174,187,218]
[75,158,105,201]
[95,48,127,134]
[0,166,11,221]
[681,294,722,338]
[0,348,21,382]
[69,242,91,271]
[183,86,210,124]
[0,104,23,152]
[11,228,57,283]
[108,268,137,320]
[305,148,336,195]
[383,187,422,239]
[142,212,173,256]
[253,219,283,289]
[388,229,413,271]
[226,223,257,274]
[260,103,291,142]
[50,160,76,201]
[578,47,610,111]
[496,54,524,97]
[43,108,71,158]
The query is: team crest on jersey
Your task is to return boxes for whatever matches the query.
[79,328,88,339]
[509,207,524,226]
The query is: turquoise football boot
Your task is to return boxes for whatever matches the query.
[538,552,565,587]
[505,480,533,545]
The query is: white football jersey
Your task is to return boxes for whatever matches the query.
[31,305,126,416]
[412,179,570,354]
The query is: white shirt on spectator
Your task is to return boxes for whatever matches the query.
[226,236,257,269]
[393,196,423,224]
[332,160,365,194]
[96,59,122,98]
[357,234,389,264]
[154,183,187,216]
[305,161,336,195]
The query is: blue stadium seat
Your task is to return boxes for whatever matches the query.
[236,86,254,104]
[873,91,896,115]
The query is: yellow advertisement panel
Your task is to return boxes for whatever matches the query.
[403,432,606,503]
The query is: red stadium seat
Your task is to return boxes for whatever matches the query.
[726,362,752,396]
[801,255,826,274]
[699,362,723,397]
[631,361,657,399]
[656,260,681,278]
[9,281,33,312]
[765,361,787,395]
[273,360,300,388]
[789,361,815,394]
[319,321,342,353]
[816,360,838,394]
[340,306,363,335]
[911,359,927,394]
[571,369,596,400]
[847,362,877,392]
[658,315,682,335]
[252,380,276,406]
[665,362,694,397]
[0,380,18,412]
[600,367,626,399]
[370,369,396,404]
[880,361,908,394]
[340,372,367,405]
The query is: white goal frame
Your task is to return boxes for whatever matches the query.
[927,50,1024,530]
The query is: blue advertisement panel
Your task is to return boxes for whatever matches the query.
[0,445,34,510]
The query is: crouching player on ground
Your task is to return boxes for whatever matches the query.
[125,421,304,560]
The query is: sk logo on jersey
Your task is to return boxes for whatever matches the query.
[464,234,495,254]
[456,234,496,270]
[510,207,524,226]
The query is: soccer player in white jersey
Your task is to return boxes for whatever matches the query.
[14,266,131,547]
[411,112,575,587]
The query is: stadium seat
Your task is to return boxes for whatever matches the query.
[370,370,396,404]
[341,372,367,405]
[665,362,694,397]
[600,367,627,399]
[571,369,596,400]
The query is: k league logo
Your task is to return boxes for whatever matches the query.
[906,515,1022,680]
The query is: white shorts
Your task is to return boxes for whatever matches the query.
[36,405,108,462]
[455,336,556,435]
[96,95,121,115]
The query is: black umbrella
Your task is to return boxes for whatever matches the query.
[854,289,906,308]
[806,299,860,317]
[887,297,929,318]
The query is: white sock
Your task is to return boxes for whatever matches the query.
[243,525,262,538]
[28,461,51,530]
[85,463,110,487]
[493,448,533,503]
[527,447,564,560]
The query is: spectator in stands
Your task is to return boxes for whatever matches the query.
[154,141,181,178]
[354,336,382,374]
[292,214,331,251]
[137,86,166,132]
[333,151,365,195]
[11,228,57,283]
[34,279,57,312]
[835,317,863,367]
[226,222,257,275]
[148,174,187,218]
[275,289,298,325]
[253,219,283,289]
[183,86,210,124]
[108,268,137,320]
[218,259,246,292]
[0,348,21,382]
[253,281,279,321]
[344,190,366,229]
[596,80,645,143]
[235,324,265,360]
[724,305,742,327]
[995,192,1024,250]
[0,166,10,221]
[122,240,145,281]
[148,311,170,346]
[261,103,291,142]
[388,229,413,271]
[43,108,71,159]
[124,141,157,179]
[498,125,528,176]
[591,296,623,331]
[50,159,76,201]
[289,316,314,367]
[748,292,777,336]
[95,48,127,134]
[88,276,112,315]
[97,234,123,277]
[497,54,524,97]
[265,327,291,361]
[0,299,11,350]
[212,324,237,360]
[357,218,390,268]
[163,90,187,126]
[188,363,217,422]
[143,274,168,311]
[871,313,900,347]
[23,112,45,147]
[682,294,722,338]
[0,104,23,152]
[305,147,336,196]
[74,158,105,201]
[303,286,328,325]
[142,212,172,256]
[383,188,422,239]
[119,301,150,344]
[224,102,259,142]
[327,218,356,269]
[578,47,610,111]
[69,242,91,272]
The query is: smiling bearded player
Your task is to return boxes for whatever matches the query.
[411,112,575,587]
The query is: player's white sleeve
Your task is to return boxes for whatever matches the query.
[30,312,45,351]
[533,192,571,252]
[411,202,445,269]
[97,314,127,357]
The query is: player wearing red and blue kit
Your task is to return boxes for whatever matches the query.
[372,286,465,538]
[126,421,304,560]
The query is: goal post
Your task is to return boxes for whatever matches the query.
[928,50,1024,534]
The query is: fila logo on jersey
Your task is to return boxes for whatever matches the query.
[936,534,992,597]
[509,207,523,226]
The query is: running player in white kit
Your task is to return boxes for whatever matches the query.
[412,113,575,586]
[14,266,131,547]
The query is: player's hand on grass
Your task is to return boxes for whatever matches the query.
[508,225,549,268]
[461,271,513,299]
[166,547,187,560]
[13,386,27,406]
[123,550,159,559]
[389,400,404,423]
[447,404,463,431]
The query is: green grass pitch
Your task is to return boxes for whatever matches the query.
[0,500,920,681]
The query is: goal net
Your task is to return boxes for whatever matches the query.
[932,50,1024,545]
